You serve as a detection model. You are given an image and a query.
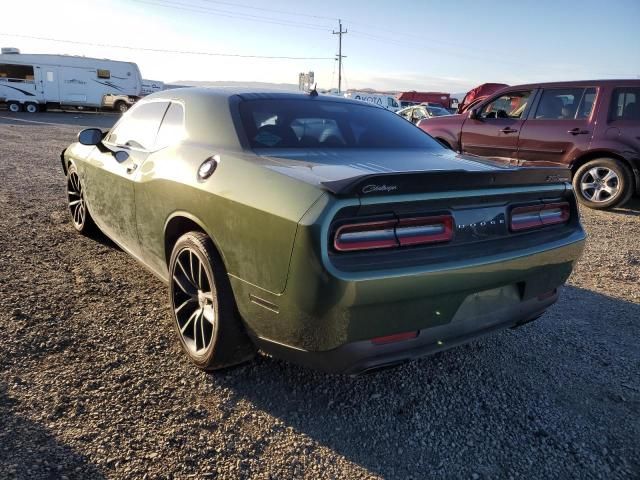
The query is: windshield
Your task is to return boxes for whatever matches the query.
[426,106,450,116]
[239,99,442,149]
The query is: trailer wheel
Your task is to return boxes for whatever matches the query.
[24,102,39,114]
[114,101,129,114]
[7,102,22,113]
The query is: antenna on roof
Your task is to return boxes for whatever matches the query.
[309,83,318,97]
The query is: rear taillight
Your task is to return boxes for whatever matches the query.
[333,215,453,252]
[395,215,453,246]
[510,202,570,232]
[333,220,398,252]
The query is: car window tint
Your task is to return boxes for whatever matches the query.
[534,88,585,120]
[290,118,346,147]
[155,102,185,149]
[107,101,169,150]
[610,87,640,121]
[239,99,442,149]
[480,91,531,119]
[576,88,597,119]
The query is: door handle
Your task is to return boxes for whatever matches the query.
[126,164,138,174]
[568,128,589,135]
[500,127,518,134]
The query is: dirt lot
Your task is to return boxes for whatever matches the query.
[0,112,638,479]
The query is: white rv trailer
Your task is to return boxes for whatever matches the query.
[141,79,165,96]
[0,48,142,112]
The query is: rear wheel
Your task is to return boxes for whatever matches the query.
[573,158,633,209]
[7,102,21,113]
[169,232,255,370]
[24,102,38,113]
[114,101,129,114]
[66,163,95,234]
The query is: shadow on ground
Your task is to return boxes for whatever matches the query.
[211,285,640,478]
[0,385,106,480]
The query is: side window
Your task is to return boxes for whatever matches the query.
[609,88,640,121]
[535,88,585,119]
[0,63,35,83]
[97,69,110,79]
[106,102,169,150]
[576,88,597,119]
[480,91,531,119]
[155,102,185,149]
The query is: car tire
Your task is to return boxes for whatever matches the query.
[115,101,129,114]
[66,163,96,234]
[7,101,22,113]
[169,232,256,371]
[24,102,39,113]
[573,158,633,210]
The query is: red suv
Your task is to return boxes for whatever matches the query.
[419,80,640,209]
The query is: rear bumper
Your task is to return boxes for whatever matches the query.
[239,227,586,373]
[257,289,557,374]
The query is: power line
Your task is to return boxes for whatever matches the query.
[198,0,337,22]
[133,0,332,31]
[0,33,335,60]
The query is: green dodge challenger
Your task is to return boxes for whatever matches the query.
[61,88,586,374]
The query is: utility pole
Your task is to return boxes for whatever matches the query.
[333,19,347,94]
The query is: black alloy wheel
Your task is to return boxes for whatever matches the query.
[169,232,255,370]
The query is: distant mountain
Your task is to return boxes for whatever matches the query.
[169,80,299,91]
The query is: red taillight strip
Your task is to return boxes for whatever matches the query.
[333,215,454,252]
[510,202,570,232]
[396,215,453,246]
[333,220,398,252]
[371,331,419,345]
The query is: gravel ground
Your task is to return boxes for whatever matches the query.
[0,112,638,479]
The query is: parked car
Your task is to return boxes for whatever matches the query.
[61,88,585,374]
[419,80,640,209]
[398,104,451,124]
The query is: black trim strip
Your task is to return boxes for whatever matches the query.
[518,147,565,154]
[0,83,36,96]
[464,143,516,151]
[92,79,125,92]
[321,168,571,196]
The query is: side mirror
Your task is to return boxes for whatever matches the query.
[468,108,480,120]
[78,128,103,146]
[114,150,129,163]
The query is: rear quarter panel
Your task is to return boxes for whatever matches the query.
[134,145,324,294]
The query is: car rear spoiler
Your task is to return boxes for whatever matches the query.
[320,168,571,197]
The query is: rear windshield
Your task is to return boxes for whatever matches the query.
[238,99,442,149]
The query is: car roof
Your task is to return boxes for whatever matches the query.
[143,86,371,107]
[504,79,640,90]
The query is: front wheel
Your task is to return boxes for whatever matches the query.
[169,232,255,370]
[573,158,633,210]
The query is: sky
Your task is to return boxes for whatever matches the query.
[1,0,639,93]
